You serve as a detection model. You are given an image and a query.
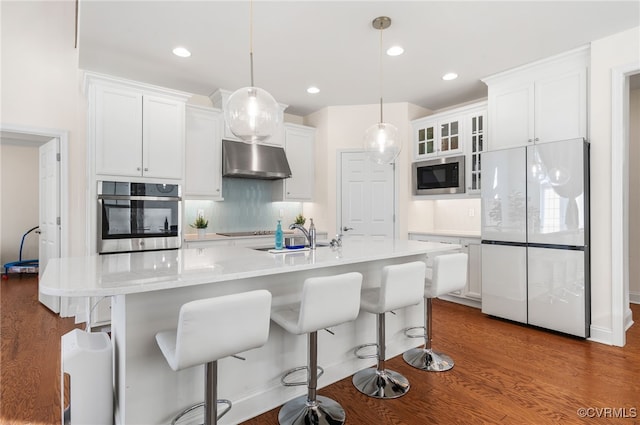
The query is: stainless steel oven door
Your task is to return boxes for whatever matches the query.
[97,182,181,254]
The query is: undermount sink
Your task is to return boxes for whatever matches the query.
[251,241,330,252]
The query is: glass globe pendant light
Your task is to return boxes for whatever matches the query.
[363,16,402,164]
[225,0,280,144]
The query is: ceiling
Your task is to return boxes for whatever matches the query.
[78,1,640,116]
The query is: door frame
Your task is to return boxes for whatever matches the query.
[336,149,399,239]
[0,124,69,304]
[611,62,640,347]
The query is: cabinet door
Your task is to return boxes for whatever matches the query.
[438,118,463,156]
[415,121,437,159]
[464,239,482,299]
[276,125,315,201]
[94,85,143,176]
[488,83,534,150]
[534,68,587,144]
[466,110,486,194]
[142,95,184,180]
[185,106,223,199]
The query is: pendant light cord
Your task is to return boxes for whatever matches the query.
[378,25,384,123]
[249,0,255,87]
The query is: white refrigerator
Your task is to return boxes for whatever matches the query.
[481,138,590,338]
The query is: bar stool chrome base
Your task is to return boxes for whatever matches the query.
[278,395,346,425]
[403,347,454,372]
[352,367,410,399]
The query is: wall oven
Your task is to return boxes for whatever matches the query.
[412,155,465,196]
[97,181,181,254]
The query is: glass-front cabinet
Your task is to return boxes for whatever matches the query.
[466,109,486,194]
[416,124,436,156]
[413,116,462,159]
[411,100,487,196]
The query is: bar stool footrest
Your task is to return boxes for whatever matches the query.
[353,342,378,360]
[170,399,232,425]
[403,326,427,339]
[281,365,325,387]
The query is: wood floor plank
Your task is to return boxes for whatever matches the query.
[1,275,639,425]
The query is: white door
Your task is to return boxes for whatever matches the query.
[39,138,60,312]
[340,151,395,239]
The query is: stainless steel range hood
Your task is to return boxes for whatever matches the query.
[222,139,292,180]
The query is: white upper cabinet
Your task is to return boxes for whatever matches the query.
[412,114,463,159]
[465,107,487,195]
[483,46,588,151]
[142,95,185,180]
[184,105,223,200]
[411,101,487,197]
[94,85,143,177]
[272,123,316,201]
[209,88,288,147]
[87,73,189,181]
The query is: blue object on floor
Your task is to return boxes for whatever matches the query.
[3,226,39,279]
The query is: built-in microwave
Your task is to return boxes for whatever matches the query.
[412,155,465,196]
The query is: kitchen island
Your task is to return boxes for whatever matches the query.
[41,238,459,424]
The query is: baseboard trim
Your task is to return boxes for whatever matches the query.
[587,325,613,345]
[630,291,640,304]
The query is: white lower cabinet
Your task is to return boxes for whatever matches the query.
[408,233,482,308]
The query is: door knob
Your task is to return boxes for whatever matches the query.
[343,226,353,232]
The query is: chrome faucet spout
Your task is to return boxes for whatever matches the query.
[289,224,315,249]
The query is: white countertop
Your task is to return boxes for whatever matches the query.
[409,230,481,238]
[40,238,458,297]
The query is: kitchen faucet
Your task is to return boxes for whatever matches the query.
[289,222,316,249]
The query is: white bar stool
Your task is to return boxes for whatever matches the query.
[352,261,426,399]
[155,290,272,425]
[403,252,468,371]
[271,272,363,425]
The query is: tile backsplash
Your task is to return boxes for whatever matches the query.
[184,178,302,234]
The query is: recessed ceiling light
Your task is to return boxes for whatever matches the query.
[442,72,458,81]
[307,86,320,94]
[386,46,404,56]
[172,47,191,58]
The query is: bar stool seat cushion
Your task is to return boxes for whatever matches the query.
[359,261,426,314]
[423,253,468,299]
[271,272,362,335]
[156,290,272,371]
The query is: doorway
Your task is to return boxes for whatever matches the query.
[0,125,69,314]
[612,65,640,346]
[337,150,397,239]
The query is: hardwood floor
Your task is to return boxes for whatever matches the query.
[1,274,639,425]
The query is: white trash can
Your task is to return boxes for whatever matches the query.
[61,329,113,425]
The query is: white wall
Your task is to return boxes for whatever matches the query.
[0,144,39,266]
[589,26,640,337]
[304,102,429,238]
[629,86,640,302]
[0,1,86,256]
